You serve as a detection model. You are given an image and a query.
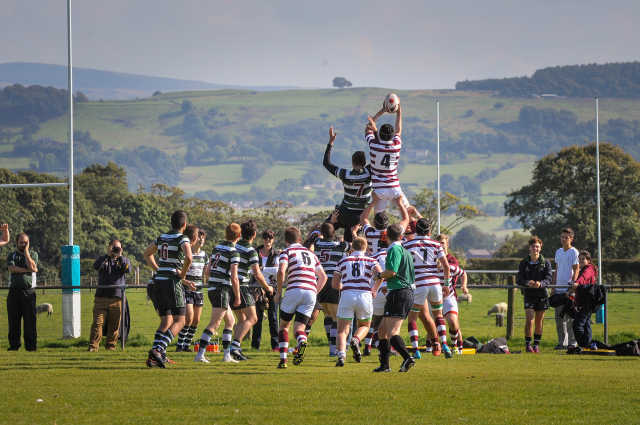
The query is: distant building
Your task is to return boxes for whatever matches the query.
[467,249,493,259]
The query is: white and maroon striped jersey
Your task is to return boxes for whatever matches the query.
[402,236,445,287]
[278,243,323,292]
[363,224,387,255]
[437,262,465,290]
[372,249,388,294]
[365,130,401,189]
[337,251,380,292]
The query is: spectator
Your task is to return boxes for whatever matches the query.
[251,230,280,351]
[88,239,131,352]
[570,251,599,351]
[517,236,552,353]
[7,232,39,351]
[552,228,580,350]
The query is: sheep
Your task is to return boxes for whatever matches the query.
[457,293,472,303]
[487,302,507,316]
[36,303,53,316]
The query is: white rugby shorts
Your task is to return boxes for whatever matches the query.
[443,293,459,316]
[373,187,409,212]
[413,284,443,307]
[280,288,316,318]
[337,290,373,321]
[372,291,387,316]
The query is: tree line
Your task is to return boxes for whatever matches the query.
[455,62,640,98]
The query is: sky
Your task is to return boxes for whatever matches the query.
[2,0,639,89]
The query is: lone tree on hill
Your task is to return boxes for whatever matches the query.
[332,77,352,88]
[504,143,640,258]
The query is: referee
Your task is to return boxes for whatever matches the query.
[374,223,415,372]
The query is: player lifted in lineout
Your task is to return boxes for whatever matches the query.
[323,126,372,243]
[365,93,409,215]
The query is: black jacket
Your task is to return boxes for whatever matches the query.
[93,255,130,298]
[517,255,552,298]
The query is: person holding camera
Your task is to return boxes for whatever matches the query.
[89,239,131,352]
[7,231,39,351]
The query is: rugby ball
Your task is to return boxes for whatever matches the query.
[384,93,400,113]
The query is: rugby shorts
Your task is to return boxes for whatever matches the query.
[337,290,373,321]
[383,287,414,319]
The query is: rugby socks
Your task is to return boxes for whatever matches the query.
[378,339,390,369]
[231,339,242,353]
[390,334,411,361]
[177,327,189,350]
[279,329,289,362]
[154,330,174,353]
[435,317,448,345]
[337,350,346,360]
[185,326,197,348]
[295,330,307,347]
[324,317,332,343]
[222,329,233,355]
[525,336,532,347]
[305,325,312,337]
[450,328,462,350]
[408,320,420,349]
[533,334,542,347]
[197,328,214,354]
[152,330,165,351]
[364,327,374,351]
[329,321,337,355]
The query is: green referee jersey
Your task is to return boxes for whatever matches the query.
[385,241,415,290]
[235,239,259,286]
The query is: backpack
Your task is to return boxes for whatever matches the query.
[477,337,510,354]
[462,336,482,350]
[612,340,640,357]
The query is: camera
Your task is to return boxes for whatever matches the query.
[111,246,122,254]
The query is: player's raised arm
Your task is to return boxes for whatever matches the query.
[360,201,374,225]
[323,126,340,176]
[396,201,410,230]
[395,103,402,137]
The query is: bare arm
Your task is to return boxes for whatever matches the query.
[461,271,468,295]
[0,224,9,247]
[251,263,273,295]
[439,256,451,296]
[396,201,410,230]
[230,263,240,307]
[23,241,37,272]
[203,258,211,286]
[372,108,385,122]
[275,262,287,304]
[360,201,374,225]
[332,272,342,291]
[395,104,402,137]
[8,266,31,273]
[143,243,159,272]
[371,264,383,295]
[571,263,579,282]
[179,243,194,290]
[315,266,327,293]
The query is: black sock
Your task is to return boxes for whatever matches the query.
[378,339,390,368]
[525,336,532,346]
[390,335,411,361]
[533,334,542,346]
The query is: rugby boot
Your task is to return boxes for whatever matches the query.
[230,349,248,361]
[292,341,307,365]
[277,359,287,369]
[442,344,453,359]
[363,346,372,356]
[413,349,422,360]
[399,356,416,372]
[373,365,392,373]
[335,357,345,367]
[148,349,166,369]
[350,339,362,363]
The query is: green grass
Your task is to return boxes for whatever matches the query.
[0,289,638,424]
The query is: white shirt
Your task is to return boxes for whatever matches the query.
[554,246,579,292]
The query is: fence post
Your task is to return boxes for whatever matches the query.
[506,276,515,340]
[603,289,608,345]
